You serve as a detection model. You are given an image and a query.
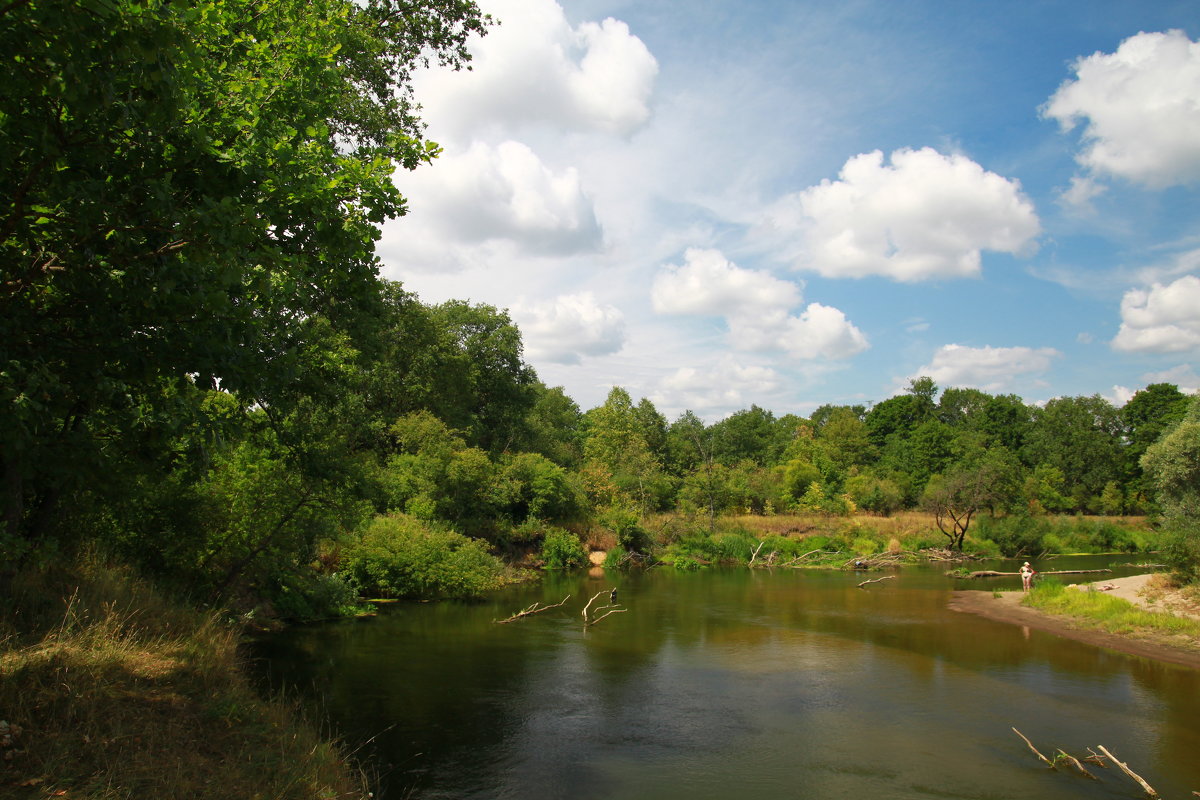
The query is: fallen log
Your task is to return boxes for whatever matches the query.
[1097,745,1158,798]
[857,576,896,589]
[496,595,571,624]
[967,569,1112,579]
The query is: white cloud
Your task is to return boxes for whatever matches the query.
[380,140,602,271]
[1106,385,1136,407]
[651,248,868,360]
[766,148,1040,281]
[512,292,626,365]
[1043,30,1200,188]
[414,0,658,142]
[652,357,782,413]
[909,344,1061,392]
[1056,175,1107,214]
[651,247,801,315]
[1112,275,1200,353]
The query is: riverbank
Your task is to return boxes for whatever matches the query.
[0,562,369,799]
[949,574,1200,670]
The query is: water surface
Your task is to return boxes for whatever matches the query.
[252,557,1200,799]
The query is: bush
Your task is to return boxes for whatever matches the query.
[345,514,506,600]
[600,505,653,553]
[270,572,368,622]
[603,545,628,569]
[540,528,588,570]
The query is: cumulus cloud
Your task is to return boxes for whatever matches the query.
[1112,275,1200,353]
[414,0,658,141]
[651,247,801,315]
[653,357,782,413]
[379,140,602,270]
[1043,30,1200,188]
[511,292,626,365]
[909,344,1061,392]
[766,148,1040,281]
[652,248,868,360]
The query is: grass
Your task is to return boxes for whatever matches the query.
[1023,580,1200,642]
[0,559,369,800]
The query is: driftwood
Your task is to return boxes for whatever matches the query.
[748,540,767,568]
[967,569,1112,579]
[857,576,896,588]
[1084,747,1109,767]
[1012,728,1056,769]
[582,589,626,628]
[496,595,571,624]
[1097,745,1158,798]
[1055,750,1098,780]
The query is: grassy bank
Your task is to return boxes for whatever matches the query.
[0,559,368,800]
[1022,579,1200,648]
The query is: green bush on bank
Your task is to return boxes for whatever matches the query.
[345,514,507,600]
[539,527,589,569]
[974,515,1158,557]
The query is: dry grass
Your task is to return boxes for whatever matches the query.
[0,561,368,800]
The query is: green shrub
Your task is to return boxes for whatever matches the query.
[540,528,588,570]
[603,545,629,569]
[345,514,506,600]
[270,572,369,622]
[600,505,653,553]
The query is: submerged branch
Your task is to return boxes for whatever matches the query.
[1097,746,1158,798]
[496,595,570,624]
[856,576,896,589]
[1012,728,1055,769]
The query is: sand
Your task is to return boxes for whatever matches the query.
[948,574,1200,670]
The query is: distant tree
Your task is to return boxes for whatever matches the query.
[1022,395,1125,510]
[921,460,1008,550]
[816,407,877,471]
[1141,397,1200,581]
[709,405,786,466]
[1122,383,1191,498]
[937,387,992,427]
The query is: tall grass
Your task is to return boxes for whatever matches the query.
[0,560,368,799]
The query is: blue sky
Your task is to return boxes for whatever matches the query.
[377,0,1200,420]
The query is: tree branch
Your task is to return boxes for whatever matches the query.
[496,595,570,624]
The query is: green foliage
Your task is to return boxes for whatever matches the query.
[539,528,588,570]
[973,515,1156,557]
[599,504,653,553]
[345,515,506,600]
[270,573,369,623]
[603,545,629,569]
[1141,397,1200,582]
[844,473,904,516]
[1,0,489,544]
[797,481,852,516]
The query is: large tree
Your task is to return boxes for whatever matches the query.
[1,0,488,543]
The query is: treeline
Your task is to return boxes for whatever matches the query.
[3,263,1197,616]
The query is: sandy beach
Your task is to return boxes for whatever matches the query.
[949,574,1200,670]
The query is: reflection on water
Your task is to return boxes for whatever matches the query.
[251,557,1200,799]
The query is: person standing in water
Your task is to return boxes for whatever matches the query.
[1020,562,1036,592]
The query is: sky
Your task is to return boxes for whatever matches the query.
[375,0,1200,421]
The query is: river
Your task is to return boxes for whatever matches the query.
[251,556,1200,799]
